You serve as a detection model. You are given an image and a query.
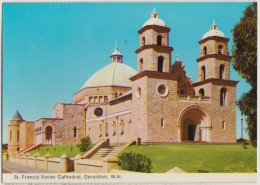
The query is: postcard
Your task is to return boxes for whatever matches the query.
[1,0,257,184]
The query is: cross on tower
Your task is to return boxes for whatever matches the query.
[153,8,156,13]
[115,41,117,47]
[176,54,179,61]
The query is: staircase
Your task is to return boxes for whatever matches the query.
[89,146,122,160]
[17,144,42,154]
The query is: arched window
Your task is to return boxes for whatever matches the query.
[222,121,225,130]
[139,58,143,72]
[73,127,77,138]
[115,92,118,98]
[203,46,207,55]
[220,88,227,106]
[201,66,206,80]
[142,37,145,46]
[119,92,123,96]
[199,88,205,96]
[157,35,162,45]
[220,64,225,79]
[158,56,164,72]
[161,118,164,128]
[17,131,19,142]
[120,120,124,135]
[105,123,108,137]
[99,124,102,137]
[113,122,116,135]
[218,45,223,54]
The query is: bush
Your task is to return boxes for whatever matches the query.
[76,136,92,152]
[118,151,152,173]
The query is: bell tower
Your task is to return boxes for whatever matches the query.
[196,21,232,81]
[131,9,177,142]
[8,110,23,154]
[135,9,174,73]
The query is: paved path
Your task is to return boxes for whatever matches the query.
[2,161,47,173]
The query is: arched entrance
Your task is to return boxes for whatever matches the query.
[178,106,211,142]
[45,126,54,145]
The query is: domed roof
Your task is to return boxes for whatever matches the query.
[143,9,166,28]
[82,63,136,89]
[202,21,225,39]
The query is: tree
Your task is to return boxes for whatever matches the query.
[76,136,92,152]
[118,151,152,173]
[231,3,257,146]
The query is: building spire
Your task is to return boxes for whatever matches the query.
[11,110,23,121]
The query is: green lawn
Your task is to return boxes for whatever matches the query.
[28,144,94,158]
[117,144,257,173]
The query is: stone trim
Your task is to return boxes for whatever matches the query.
[138,25,171,34]
[74,85,132,96]
[192,78,238,87]
[86,109,132,122]
[199,36,229,44]
[135,45,174,54]
[130,70,176,82]
[196,54,232,62]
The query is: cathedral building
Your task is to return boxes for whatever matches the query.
[8,10,238,154]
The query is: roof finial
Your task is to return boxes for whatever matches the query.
[115,41,118,51]
[153,8,156,13]
[213,20,216,25]
[176,54,179,61]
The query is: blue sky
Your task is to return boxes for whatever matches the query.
[3,2,252,144]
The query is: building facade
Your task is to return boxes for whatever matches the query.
[8,10,238,154]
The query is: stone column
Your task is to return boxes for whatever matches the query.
[60,154,69,173]
[44,153,53,171]
[33,153,41,168]
[102,156,119,173]
[73,154,82,173]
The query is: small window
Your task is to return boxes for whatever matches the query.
[199,88,205,96]
[139,58,143,72]
[99,125,102,137]
[218,45,223,54]
[180,90,184,94]
[73,127,77,138]
[120,121,124,135]
[115,92,118,98]
[222,121,225,130]
[203,46,207,55]
[157,35,162,45]
[158,56,164,72]
[161,118,164,128]
[220,88,227,106]
[201,66,206,80]
[17,131,19,142]
[142,37,145,46]
[113,122,116,136]
[220,65,225,79]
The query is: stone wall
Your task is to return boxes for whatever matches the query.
[19,122,35,151]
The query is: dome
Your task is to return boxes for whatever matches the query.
[82,62,137,89]
[143,9,166,28]
[202,21,225,39]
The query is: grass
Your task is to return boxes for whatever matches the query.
[117,143,257,173]
[27,144,94,158]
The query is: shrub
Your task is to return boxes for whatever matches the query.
[118,151,152,173]
[76,136,92,152]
